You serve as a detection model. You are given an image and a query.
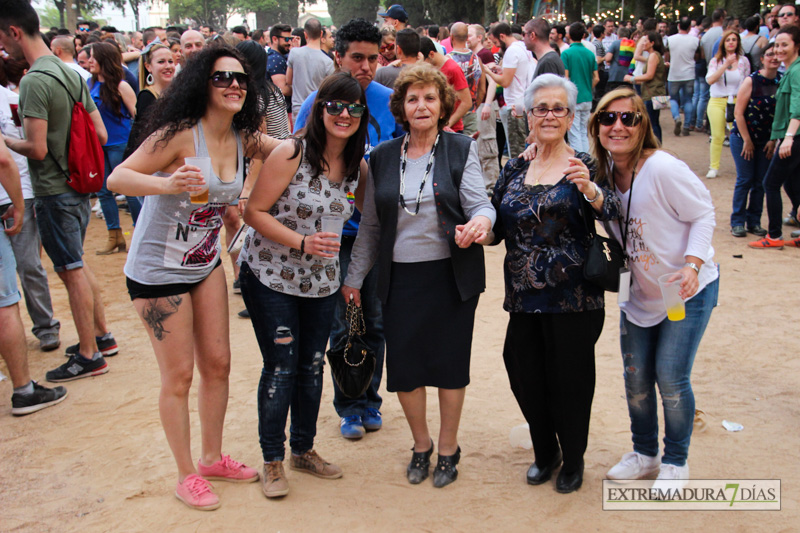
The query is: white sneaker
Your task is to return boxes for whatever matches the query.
[606,451,661,481]
[650,463,689,498]
[705,168,718,179]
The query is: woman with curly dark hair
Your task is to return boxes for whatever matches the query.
[87,41,140,254]
[239,71,369,499]
[107,45,282,511]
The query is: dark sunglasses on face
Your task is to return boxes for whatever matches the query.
[778,11,796,17]
[280,36,293,42]
[323,101,366,118]
[380,43,395,52]
[209,71,249,88]
[597,111,642,127]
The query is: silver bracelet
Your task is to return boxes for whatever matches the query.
[583,182,601,203]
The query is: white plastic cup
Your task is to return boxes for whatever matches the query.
[509,423,532,450]
[658,272,685,321]
[185,156,211,203]
[321,215,344,242]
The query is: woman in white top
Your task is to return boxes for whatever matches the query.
[108,46,282,511]
[588,88,719,494]
[705,30,751,178]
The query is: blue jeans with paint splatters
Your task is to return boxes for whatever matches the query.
[618,278,718,467]
[239,262,337,462]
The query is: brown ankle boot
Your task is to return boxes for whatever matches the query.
[96,228,126,255]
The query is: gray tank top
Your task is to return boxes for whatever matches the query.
[124,122,243,285]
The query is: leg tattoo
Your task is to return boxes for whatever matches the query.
[142,295,183,341]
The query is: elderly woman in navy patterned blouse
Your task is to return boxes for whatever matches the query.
[487,74,621,494]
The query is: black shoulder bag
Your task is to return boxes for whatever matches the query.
[581,184,625,292]
[326,300,376,399]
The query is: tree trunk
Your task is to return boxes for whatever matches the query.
[564,0,581,23]
[726,0,760,19]
[634,0,654,20]
[67,3,79,34]
[327,0,381,28]
[484,0,498,24]
[517,0,533,23]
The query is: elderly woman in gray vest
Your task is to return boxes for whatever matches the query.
[341,63,495,488]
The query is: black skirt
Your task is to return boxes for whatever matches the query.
[382,259,479,392]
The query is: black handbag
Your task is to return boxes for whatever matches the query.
[580,189,625,292]
[326,301,376,399]
[726,102,736,123]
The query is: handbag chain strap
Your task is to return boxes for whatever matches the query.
[343,301,367,367]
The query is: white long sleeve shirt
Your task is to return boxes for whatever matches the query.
[604,151,718,327]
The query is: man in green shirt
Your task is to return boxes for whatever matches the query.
[561,23,598,153]
[1,0,118,383]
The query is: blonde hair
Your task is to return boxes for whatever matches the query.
[139,43,170,91]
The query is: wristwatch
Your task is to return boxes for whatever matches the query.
[684,262,700,275]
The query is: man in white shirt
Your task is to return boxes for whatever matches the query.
[485,22,533,158]
[49,36,90,82]
[667,17,699,136]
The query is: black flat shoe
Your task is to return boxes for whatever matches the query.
[406,440,434,484]
[747,225,768,237]
[526,451,563,485]
[432,446,461,488]
[555,462,584,494]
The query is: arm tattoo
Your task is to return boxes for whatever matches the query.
[142,295,183,341]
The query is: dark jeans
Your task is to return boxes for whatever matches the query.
[502,309,605,473]
[239,262,337,461]
[97,143,141,229]
[729,133,767,228]
[645,99,662,145]
[763,139,800,238]
[329,235,384,417]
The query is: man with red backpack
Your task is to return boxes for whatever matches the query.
[1,0,120,383]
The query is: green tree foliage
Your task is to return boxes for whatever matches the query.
[422,0,484,24]
[403,0,431,26]
[168,0,231,29]
[327,0,380,27]
[726,0,761,19]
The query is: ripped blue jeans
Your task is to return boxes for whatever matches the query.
[618,278,718,467]
[239,262,337,462]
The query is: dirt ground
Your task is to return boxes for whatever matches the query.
[1,113,798,532]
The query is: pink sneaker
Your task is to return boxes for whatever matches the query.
[197,454,259,483]
[175,474,220,511]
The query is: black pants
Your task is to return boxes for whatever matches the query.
[502,310,605,473]
[763,139,800,238]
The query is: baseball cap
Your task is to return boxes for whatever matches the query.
[378,5,409,23]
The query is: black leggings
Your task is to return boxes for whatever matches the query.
[502,309,605,473]
[763,139,800,238]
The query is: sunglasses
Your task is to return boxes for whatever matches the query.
[778,11,796,17]
[209,71,249,88]
[323,101,366,118]
[279,36,293,42]
[530,106,570,118]
[380,43,395,52]
[597,111,642,127]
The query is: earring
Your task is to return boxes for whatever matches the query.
[146,73,154,85]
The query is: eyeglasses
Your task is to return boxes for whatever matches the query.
[530,106,570,118]
[380,43,395,52]
[323,101,366,118]
[778,11,796,17]
[597,111,642,127]
[209,71,249,88]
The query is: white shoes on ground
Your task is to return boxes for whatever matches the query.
[651,463,690,496]
[606,451,661,481]
[706,168,719,179]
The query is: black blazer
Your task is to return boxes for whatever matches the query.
[368,131,486,303]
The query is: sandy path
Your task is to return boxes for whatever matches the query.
[1,115,798,531]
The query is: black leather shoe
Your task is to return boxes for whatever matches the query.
[432,446,461,488]
[731,225,746,238]
[406,440,434,484]
[555,462,584,493]
[747,225,768,237]
[526,451,562,485]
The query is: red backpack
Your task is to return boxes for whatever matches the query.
[32,69,104,194]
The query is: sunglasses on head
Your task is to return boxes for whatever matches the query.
[209,71,249,88]
[323,101,366,118]
[597,111,642,127]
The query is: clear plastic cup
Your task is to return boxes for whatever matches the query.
[658,272,685,321]
[185,156,211,204]
[321,215,344,242]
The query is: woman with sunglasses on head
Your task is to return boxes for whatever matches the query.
[108,46,283,511]
[239,72,368,499]
[87,41,141,254]
[490,74,620,494]
[705,30,751,179]
[749,25,800,249]
[378,27,397,67]
[341,64,495,489]
[729,42,780,239]
[124,43,175,158]
[589,88,718,493]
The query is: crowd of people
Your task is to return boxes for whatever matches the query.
[1,0,798,512]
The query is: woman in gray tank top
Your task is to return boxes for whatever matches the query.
[108,46,283,511]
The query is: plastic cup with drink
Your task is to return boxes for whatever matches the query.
[185,156,211,204]
[321,215,344,243]
[658,272,685,321]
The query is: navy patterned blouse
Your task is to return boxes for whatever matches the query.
[732,71,782,145]
[491,152,621,314]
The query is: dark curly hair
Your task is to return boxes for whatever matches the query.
[134,45,264,151]
[390,63,455,132]
[293,72,368,182]
[334,18,381,57]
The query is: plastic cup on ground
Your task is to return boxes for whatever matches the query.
[321,215,344,242]
[185,156,211,204]
[658,272,685,321]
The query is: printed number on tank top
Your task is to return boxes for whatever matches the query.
[176,204,226,267]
